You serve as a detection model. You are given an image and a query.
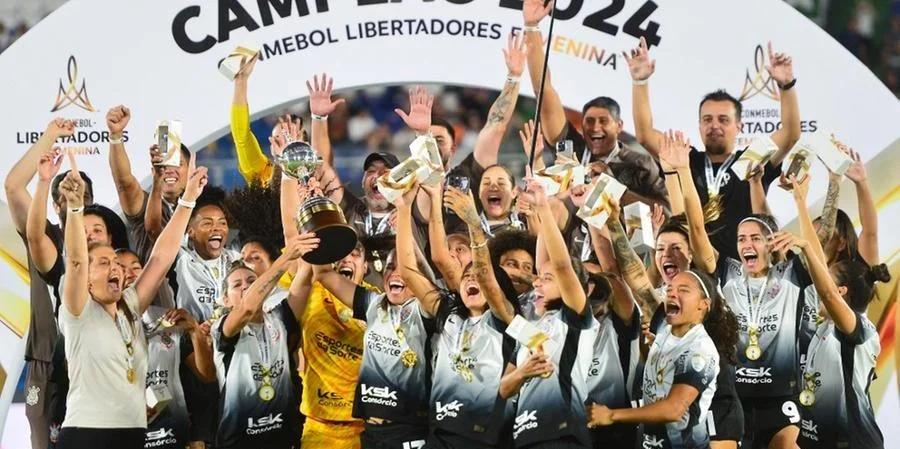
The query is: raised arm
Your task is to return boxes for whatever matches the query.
[816,171,841,246]
[587,224,635,323]
[789,175,826,264]
[312,261,358,309]
[765,42,800,165]
[445,186,516,324]
[144,146,166,241]
[518,120,546,171]
[287,259,314,323]
[134,155,206,313]
[231,55,274,185]
[659,131,716,273]
[307,73,345,167]
[844,150,878,264]
[222,240,315,337]
[165,308,216,383]
[523,0,568,145]
[6,119,73,233]
[748,167,772,215]
[59,156,89,316]
[605,201,660,323]
[396,186,440,316]
[527,179,586,313]
[422,182,463,291]
[770,231,856,335]
[26,149,64,274]
[472,33,525,168]
[624,37,664,157]
[106,106,146,216]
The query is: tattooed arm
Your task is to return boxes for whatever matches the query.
[816,172,841,245]
[606,203,660,323]
[474,33,525,169]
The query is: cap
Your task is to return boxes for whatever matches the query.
[363,152,400,171]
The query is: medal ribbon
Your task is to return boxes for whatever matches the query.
[744,275,770,338]
[114,307,136,383]
[703,151,739,197]
[389,303,415,363]
[364,211,392,237]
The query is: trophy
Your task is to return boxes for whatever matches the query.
[277,141,358,264]
[154,120,183,167]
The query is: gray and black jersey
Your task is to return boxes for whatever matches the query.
[719,256,814,398]
[142,305,192,449]
[512,305,598,448]
[175,245,240,322]
[587,308,641,445]
[212,300,302,449]
[798,314,882,449]
[430,305,514,445]
[351,287,433,425]
[642,324,719,449]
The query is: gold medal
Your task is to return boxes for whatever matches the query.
[161,318,175,328]
[126,368,136,384]
[656,369,664,385]
[799,389,815,407]
[401,349,418,367]
[745,344,762,361]
[374,259,384,273]
[259,384,276,402]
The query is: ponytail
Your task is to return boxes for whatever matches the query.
[832,260,891,313]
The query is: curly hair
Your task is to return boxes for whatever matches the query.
[689,269,739,364]
[192,186,228,221]
[224,181,285,253]
[488,229,536,270]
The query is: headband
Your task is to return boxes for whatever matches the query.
[683,270,711,299]
[739,216,774,236]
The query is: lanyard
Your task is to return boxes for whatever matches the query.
[252,322,271,368]
[703,151,739,197]
[389,302,413,354]
[744,275,770,329]
[365,211,392,236]
[580,224,593,262]
[114,307,136,379]
[581,142,621,166]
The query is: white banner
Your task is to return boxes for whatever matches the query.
[0,0,897,440]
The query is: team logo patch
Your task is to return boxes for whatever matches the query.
[690,354,707,372]
[160,331,175,349]
[25,386,40,406]
[266,321,281,343]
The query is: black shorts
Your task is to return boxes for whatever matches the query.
[57,427,144,449]
[520,436,589,449]
[181,368,219,442]
[361,422,428,449]
[590,424,638,449]
[741,395,800,449]
[424,429,495,449]
[708,396,744,442]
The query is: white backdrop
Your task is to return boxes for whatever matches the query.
[0,0,897,442]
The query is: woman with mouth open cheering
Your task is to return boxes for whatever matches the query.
[55,153,209,449]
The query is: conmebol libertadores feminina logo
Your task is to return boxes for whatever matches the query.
[738,45,780,102]
[51,55,95,113]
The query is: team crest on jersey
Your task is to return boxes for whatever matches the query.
[400,304,413,322]
[266,321,281,343]
[161,331,175,349]
[25,386,40,406]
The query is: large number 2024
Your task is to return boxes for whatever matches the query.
[501,0,662,47]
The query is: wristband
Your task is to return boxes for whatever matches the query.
[311,113,328,121]
[470,240,488,250]
[778,78,797,91]
[506,75,520,84]
[109,135,124,145]
[177,198,196,209]
[68,206,83,214]
[633,78,649,86]
[524,25,541,33]
[663,170,678,176]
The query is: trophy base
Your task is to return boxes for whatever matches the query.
[300,223,358,265]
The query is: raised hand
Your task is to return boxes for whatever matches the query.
[37,148,63,182]
[569,183,591,208]
[234,54,258,82]
[504,32,527,77]
[765,41,794,87]
[163,308,199,332]
[519,119,544,162]
[306,73,346,117]
[789,173,810,203]
[45,117,75,139]
[394,86,434,134]
[444,186,480,227]
[394,181,421,208]
[275,114,304,144]
[769,231,807,254]
[658,130,690,171]
[623,37,656,82]
[286,232,321,259]
[181,152,208,203]
[523,0,554,26]
[106,105,131,135]
[59,153,86,208]
[844,149,867,184]
[523,177,549,208]
[650,203,665,237]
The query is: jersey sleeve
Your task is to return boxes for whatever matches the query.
[352,286,375,322]
[672,347,719,393]
[180,330,195,361]
[214,314,240,356]
[835,311,874,346]
[561,302,594,330]
[231,103,273,185]
[611,306,641,340]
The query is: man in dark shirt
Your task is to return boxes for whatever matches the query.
[627,37,801,260]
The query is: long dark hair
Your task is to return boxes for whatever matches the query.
[84,204,130,251]
[830,260,891,313]
[689,269,739,364]
[433,262,522,327]
[828,209,862,264]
